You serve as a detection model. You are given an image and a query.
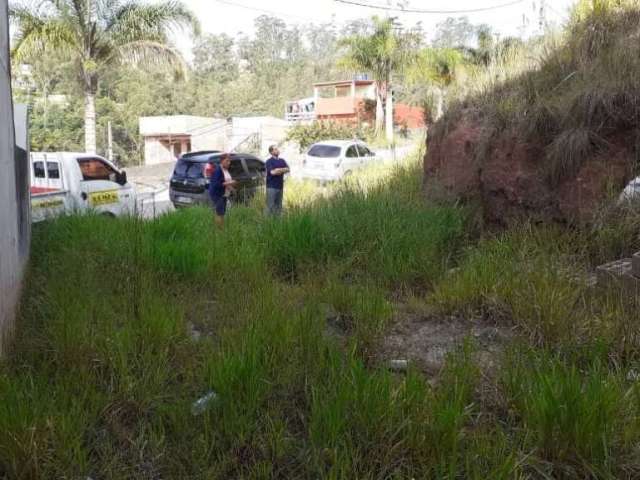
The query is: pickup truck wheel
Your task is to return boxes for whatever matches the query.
[101,212,116,218]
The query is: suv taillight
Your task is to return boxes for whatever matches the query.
[204,163,214,178]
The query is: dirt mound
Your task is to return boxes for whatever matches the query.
[424,115,633,225]
[423,4,640,225]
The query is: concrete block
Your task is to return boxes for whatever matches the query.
[633,252,640,278]
[596,258,633,284]
[596,258,640,297]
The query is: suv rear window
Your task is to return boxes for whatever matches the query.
[308,145,341,158]
[174,160,205,178]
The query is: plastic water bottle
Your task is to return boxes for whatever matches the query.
[388,359,409,372]
[191,390,218,415]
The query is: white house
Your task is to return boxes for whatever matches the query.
[139,115,228,165]
[139,115,289,165]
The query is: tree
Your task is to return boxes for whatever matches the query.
[339,16,418,138]
[10,0,199,153]
[193,34,238,82]
[408,47,466,120]
[433,16,476,48]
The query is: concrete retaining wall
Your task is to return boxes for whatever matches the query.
[0,1,30,355]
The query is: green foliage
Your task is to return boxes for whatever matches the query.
[432,226,586,344]
[503,349,634,475]
[339,16,421,132]
[0,159,481,478]
[285,120,374,151]
[10,0,199,151]
[4,154,640,477]
[432,16,478,48]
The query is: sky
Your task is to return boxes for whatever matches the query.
[168,0,578,56]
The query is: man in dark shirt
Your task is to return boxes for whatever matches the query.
[265,145,289,216]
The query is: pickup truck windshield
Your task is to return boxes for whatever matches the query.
[308,145,341,158]
[174,161,204,179]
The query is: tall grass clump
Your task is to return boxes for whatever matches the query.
[264,158,468,288]
[502,348,637,476]
[431,226,587,344]
[0,151,485,478]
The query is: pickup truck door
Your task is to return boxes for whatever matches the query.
[76,156,134,216]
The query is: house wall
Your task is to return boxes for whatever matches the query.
[230,116,288,157]
[355,84,376,99]
[394,103,426,129]
[144,137,175,165]
[0,2,30,355]
[190,120,228,152]
[316,97,357,116]
[139,115,215,137]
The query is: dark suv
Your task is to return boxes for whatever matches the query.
[169,151,266,208]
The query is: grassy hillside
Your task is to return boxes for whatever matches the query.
[425,0,640,223]
[431,0,640,197]
[3,147,640,478]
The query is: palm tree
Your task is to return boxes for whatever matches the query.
[339,17,417,139]
[410,47,466,120]
[10,0,199,154]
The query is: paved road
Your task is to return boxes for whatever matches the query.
[127,162,175,219]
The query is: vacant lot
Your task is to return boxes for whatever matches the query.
[2,147,640,479]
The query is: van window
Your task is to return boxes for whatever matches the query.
[346,146,359,158]
[228,159,245,177]
[34,161,45,178]
[174,160,204,178]
[245,158,265,174]
[47,161,60,179]
[78,158,118,181]
[308,145,341,158]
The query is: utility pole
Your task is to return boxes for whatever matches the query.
[107,121,113,163]
[385,83,394,145]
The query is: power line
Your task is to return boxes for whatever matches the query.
[211,0,318,23]
[333,0,526,14]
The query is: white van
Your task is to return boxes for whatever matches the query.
[30,152,136,222]
[300,140,376,181]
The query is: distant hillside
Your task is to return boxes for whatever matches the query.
[425,0,640,224]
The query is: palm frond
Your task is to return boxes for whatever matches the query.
[112,40,188,79]
[107,0,200,45]
[10,4,78,62]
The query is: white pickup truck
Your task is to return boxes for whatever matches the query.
[30,152,136,222]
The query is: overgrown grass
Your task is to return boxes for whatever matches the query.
[3,149,640,478]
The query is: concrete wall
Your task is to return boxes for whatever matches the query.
[139,115,216,136]
[190,120,228,152]
[230,116,288,157]
[140,116,227,165]
[0,1,30,355]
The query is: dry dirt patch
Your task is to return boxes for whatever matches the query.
[380,306,515,377]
